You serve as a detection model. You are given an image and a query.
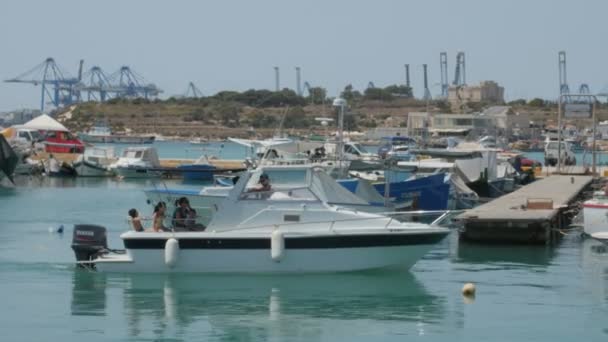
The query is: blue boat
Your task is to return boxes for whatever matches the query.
[338,173,450,211]
[175,155,218,181]
[176,164,217,181]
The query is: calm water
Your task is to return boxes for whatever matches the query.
[0,176,607,341]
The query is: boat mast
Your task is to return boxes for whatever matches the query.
[332,97,346,170]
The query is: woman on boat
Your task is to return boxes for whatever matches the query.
[172,197,205,231]
[152,202,170,232]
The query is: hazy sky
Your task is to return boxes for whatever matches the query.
[1,0,607,111]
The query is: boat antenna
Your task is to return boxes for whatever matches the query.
[274,106,290,138]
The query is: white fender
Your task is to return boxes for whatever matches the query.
[271,230,285,262]
[165,238,179,268]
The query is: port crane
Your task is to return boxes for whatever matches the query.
[78,66,113,101]
[183,82,204,98]
[4,57,81,112]
[5,58,163,111]
[452,52,466,86]
[107,66,162,99]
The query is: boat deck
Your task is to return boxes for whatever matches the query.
[457,175,593,243]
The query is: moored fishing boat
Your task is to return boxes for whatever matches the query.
[73,147,117,177]
[110,146,162,178]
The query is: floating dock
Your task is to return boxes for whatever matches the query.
[457,175,594,244]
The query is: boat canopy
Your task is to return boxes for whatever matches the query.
[22,114,69,132]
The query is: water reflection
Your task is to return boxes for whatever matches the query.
[71,271,446,339]
[70,271,107,316]
[455,240,555,267]
[581,238,608,305]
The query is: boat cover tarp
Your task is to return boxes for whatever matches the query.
[22,114,69,132]
[272,141,324,154]
[337,179,386,205]
[0,135,18,183]
[311,169,370,206]
[446,172,478,199]
[454,150,497,182]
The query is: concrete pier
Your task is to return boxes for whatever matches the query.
[457,175,593,244]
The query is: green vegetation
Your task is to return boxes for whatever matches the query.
[61,86,597,138]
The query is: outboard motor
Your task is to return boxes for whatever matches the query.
[71,225,108,263]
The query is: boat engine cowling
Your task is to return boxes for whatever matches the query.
[71,224,108,262]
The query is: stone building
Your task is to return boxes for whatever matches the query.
[448,81,505,111]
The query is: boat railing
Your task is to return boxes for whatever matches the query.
[212,208,464,233]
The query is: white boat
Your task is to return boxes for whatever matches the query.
[74,147,117,177]
[189,137,208,145]
[229,136,294,156]
[109,146,162,178]
[80,122,155,144]
[73,165,449,273]
[583,191,608,239]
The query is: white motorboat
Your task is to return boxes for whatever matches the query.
[110,146,162,178]
[583,190,608,239]
[80,122,155,144]
[74,147,117,177]
[73,165,449,273]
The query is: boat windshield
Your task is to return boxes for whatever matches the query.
[352,143,369,154]
[239,187,318,201]
[240,169,318,201]
[123,150,143,158]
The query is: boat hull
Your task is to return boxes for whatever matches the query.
[583,204,608,236]
[74,161,115,177]
[115,166,162,178]
[94,232,447,273]
[176,164,216,181]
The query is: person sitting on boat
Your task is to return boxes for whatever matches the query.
[128,208,145,232]
[172,197,205,231]
[153,202,170,232]
[251,173,271,192]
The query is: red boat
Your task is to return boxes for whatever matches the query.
[44,130,85,154]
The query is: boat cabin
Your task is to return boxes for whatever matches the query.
[113,146,161,168]
[207,165,375,231]
[44,130,85,153]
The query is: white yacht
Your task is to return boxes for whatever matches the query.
[110,146,162,178]
[72,165,449,273]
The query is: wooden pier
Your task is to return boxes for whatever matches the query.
[457,175,594,244]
